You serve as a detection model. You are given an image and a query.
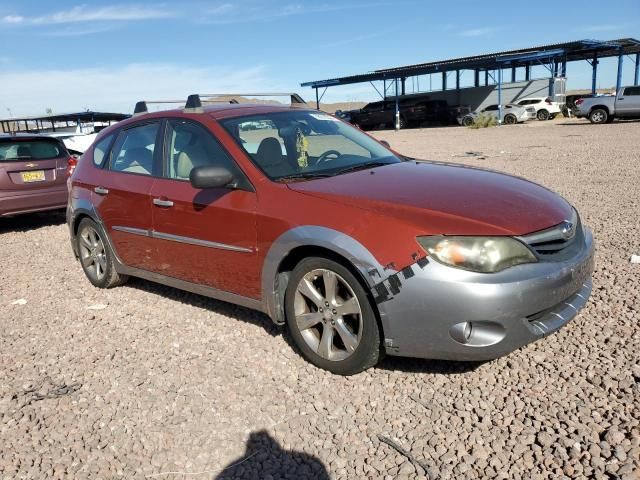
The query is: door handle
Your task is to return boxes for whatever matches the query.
[153,198,174,208]
[94,186,109,195]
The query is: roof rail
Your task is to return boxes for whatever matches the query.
[188,93,307,107]
[134,98,242,116]
[134,92,307,116]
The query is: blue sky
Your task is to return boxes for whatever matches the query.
[0,0,639,115]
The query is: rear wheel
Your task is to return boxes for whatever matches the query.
[589,108,608,124]
[462,116,474,127]
[76,218,128,288]
[537,109,550,121]
[285,257,381,375]
[504,114,517,125]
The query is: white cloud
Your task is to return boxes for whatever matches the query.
[0,64,276,116]
[203,1,401,24]
[1,4,174,26]
[459,27,497,37]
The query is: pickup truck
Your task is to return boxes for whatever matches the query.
[575,86,640,123]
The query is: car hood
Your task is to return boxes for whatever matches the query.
[287,161,573,236]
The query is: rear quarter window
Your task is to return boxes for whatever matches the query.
[0,139,63,161]
[93,133,115,167]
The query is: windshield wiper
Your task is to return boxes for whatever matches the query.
[275,172,333,182]
[333,161,390,176]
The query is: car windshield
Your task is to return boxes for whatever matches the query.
[0,139,63,161]
[220,110,402,181]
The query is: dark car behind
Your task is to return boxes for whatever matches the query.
[349,95,450,130]
[0,134,74,217]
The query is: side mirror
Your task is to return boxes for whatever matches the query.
[380,140,391,148]
[189,166,235,189]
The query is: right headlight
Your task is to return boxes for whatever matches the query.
[417,236,537,273]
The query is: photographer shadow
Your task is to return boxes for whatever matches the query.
[216,430,329,480]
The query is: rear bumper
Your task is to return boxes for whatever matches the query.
[376,229,595,361]
[0,187,67,217]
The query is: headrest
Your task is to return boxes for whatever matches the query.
[256,137,283,167]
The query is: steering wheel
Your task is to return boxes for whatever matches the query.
[316,150,342,165]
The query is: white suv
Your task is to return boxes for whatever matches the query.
[516,97,561,121]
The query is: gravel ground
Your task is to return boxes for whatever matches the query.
[1,118,639,479]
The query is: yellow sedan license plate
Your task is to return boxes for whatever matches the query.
[21,170,46,182]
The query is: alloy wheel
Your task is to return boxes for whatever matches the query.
[78,226,107,282]
[293,268,363,361]
[591,110,605,123]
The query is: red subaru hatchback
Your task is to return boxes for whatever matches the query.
[1,134,75,217]
[67,95,594,375]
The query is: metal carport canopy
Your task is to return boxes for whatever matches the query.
[301,38,640,88]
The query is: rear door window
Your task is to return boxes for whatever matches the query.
[108,122,160,176]
[0,139,63,161]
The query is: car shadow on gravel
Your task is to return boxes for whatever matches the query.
[376,355,485,375]
[0,210,66,234]
[126,277,282,337]
[215,430,329,479]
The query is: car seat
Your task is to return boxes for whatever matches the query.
[17,145,32,158]
[176,143,210,180]
[256,137,289,178]
[122,147,153,175]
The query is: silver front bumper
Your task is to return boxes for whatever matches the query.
[376,229,595,361]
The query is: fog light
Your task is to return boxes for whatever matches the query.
[449,321,506,347]
[450,322,473,344]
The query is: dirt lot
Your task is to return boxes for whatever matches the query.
[1,119,639,479]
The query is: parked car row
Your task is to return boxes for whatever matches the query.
[1,93,598,375]
[338,95,568,130]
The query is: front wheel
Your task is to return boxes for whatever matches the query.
[504,114,517,125]
[285,257,381,375]
[589,108,608,124]
[76,218,128,288]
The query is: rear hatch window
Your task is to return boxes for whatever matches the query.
[0,139,63,161]
[0,138,68,190]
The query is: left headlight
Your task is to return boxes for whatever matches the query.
[417,236,537,273]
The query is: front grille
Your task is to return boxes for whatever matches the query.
[518,210,584,261]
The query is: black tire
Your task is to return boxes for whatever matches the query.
[504,114,517,125]
[589,108,608,124]
[462,116,474,127]
[285,257,381,375]
[537,109,550,121]
[76,217,128,289]
[399,116,408,129]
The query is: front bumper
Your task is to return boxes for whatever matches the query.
[376,228,595,361]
